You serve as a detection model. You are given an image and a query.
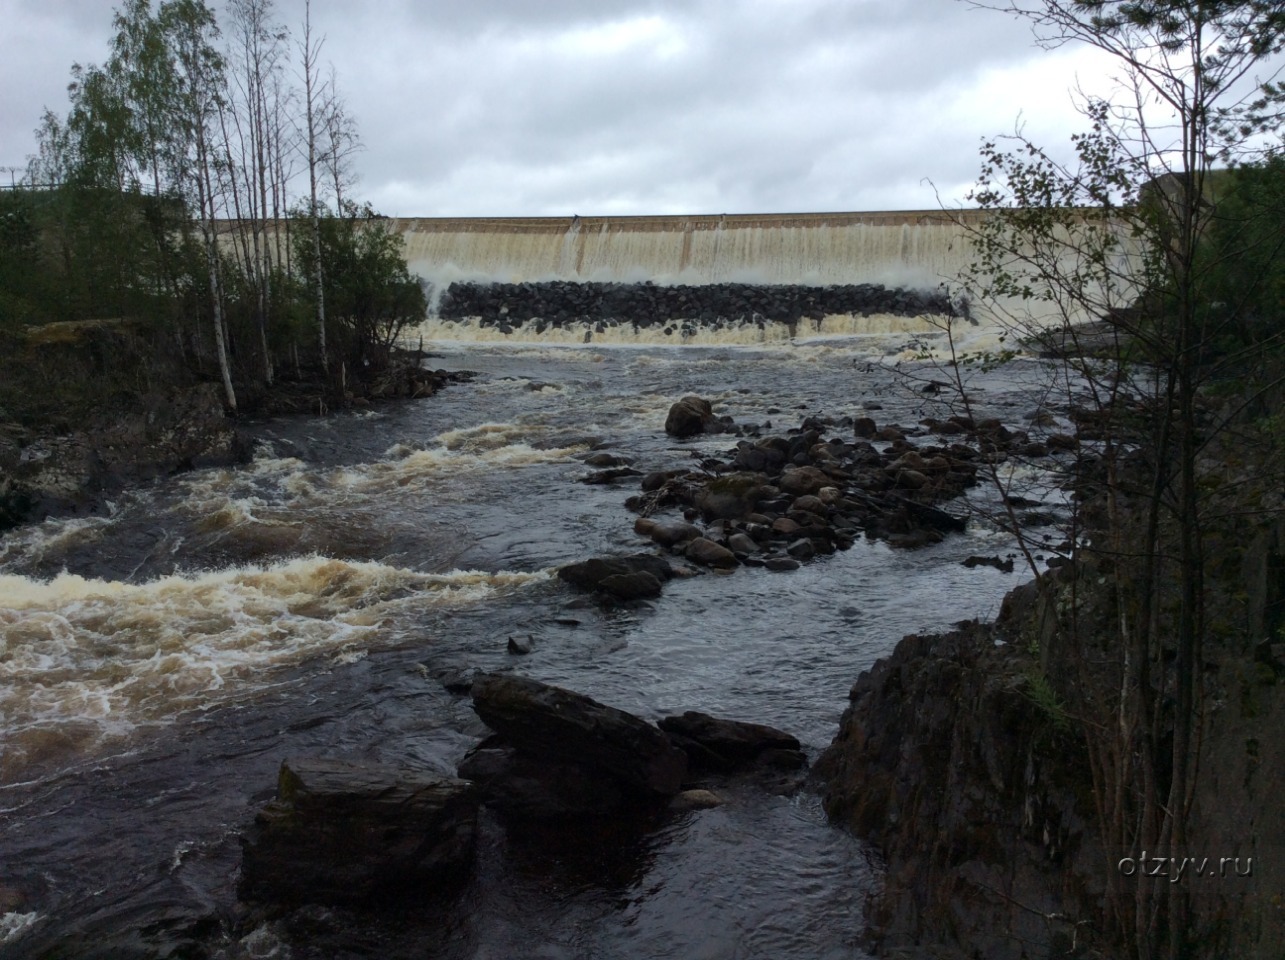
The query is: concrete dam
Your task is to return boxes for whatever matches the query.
[392,210,983,288]
[387,210,1111,346]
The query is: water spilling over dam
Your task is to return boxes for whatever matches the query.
[392,210,984,289]
[389,209,1132,347]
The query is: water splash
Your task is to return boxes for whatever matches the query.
[0,558,551,781]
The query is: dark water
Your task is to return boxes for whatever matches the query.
[0,338,1070,959]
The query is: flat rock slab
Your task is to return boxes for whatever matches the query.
[471,674,687,797]
[239,758,479,907]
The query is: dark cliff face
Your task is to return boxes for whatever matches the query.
[815,620,1106,960]
[817,573,1285,960]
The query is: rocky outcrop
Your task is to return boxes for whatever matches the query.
[239,758,480,907]
[469,674,688,798]
[814,623,1105,960]
[1,384,248,530]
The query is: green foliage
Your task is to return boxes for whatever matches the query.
[291,206,425,376]
[2,0,415,418]
[1191,153,1285,359]
[1022,669,1073,732]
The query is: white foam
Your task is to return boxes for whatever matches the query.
[0,559,551,779]
[0,911,39,944]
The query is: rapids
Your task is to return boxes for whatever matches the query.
[0,334,1070,959]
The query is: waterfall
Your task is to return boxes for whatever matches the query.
[392,211,984,292]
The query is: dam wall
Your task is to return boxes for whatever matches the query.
[380,210,1139,347]
[390,210,984,292]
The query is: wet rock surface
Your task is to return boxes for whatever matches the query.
[469,673,688,798]
[625,403,1059,568]
[239,758,480,908]
[814,622,1102,960]
[659,711,805,772]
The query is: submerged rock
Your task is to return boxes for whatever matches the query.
[239,758,479,907]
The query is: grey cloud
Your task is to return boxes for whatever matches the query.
[2,0,1095,214]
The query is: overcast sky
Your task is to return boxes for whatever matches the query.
[0,0,1175,216]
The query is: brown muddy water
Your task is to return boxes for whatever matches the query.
[0,336,1074,959]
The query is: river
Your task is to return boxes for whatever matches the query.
[0,333,1066,959]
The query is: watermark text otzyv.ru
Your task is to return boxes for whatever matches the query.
[1117,853,1254,883]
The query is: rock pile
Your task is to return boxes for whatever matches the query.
[628,404,1005,569]
[438,280,957,336]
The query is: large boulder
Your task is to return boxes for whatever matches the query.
[457,745,627,819]
[685,537,739,569]
[239,758,479,906]
[659,711,804,771]
[470,674,687,797]
[557,554,674,597]
[696,472,771,520]
[665,395,717,438]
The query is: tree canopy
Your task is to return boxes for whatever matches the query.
[1,0,420,418]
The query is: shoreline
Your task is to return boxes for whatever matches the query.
[0,352,475,535]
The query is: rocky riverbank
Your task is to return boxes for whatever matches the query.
[815,603,1106,960]
[0,349,472,532]
[814,511,1285,959]
[0,383,248,531]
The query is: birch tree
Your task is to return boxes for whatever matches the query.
[299,0,328,372]
[163,0,236,411]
